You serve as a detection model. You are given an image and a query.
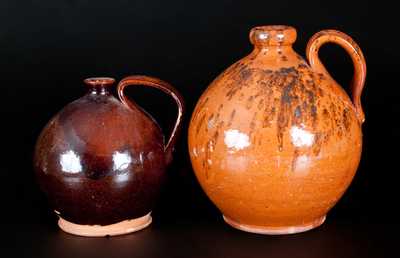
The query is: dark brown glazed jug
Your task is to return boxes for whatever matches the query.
[34,76,184,237]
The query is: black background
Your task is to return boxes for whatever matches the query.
[1,0,399,257]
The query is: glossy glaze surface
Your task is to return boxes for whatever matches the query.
[188,26,366,233]
[34,76,184,226]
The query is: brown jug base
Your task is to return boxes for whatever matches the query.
[58,212,152,237]
[223,214,326,235]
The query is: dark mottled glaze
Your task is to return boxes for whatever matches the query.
[188,26,366,234]
[34,76,184,226]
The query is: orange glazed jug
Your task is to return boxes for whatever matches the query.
[188,25,366,234]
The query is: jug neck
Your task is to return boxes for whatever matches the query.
[84,77,115,95]
[253,45,296,55]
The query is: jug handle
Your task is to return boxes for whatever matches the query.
[306,30,366,124]
[117,75,185,165]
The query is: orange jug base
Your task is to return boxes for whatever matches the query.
[223,214,326,235]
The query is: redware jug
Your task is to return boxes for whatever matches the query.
[34,76,184,237]
[188,25,366,234]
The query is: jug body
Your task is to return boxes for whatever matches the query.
[188,26,366,234]
[34,76,184,236]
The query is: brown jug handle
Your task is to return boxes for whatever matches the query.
[117,75,185,165]
[306,30,366,124]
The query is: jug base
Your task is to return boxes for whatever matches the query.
[58,212,152,237]
[223,214,326,235]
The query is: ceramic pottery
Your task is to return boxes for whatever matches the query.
[188,25,366,234]
[34,76,184,237]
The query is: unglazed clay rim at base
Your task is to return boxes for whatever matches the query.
[223,215,326,235]
[58,212,152,237]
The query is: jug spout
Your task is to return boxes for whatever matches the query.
[84,77,115,95]
[250,25,297,48]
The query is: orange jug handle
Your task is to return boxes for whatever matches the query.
[117,75,185,165]
[306,30,366,124]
